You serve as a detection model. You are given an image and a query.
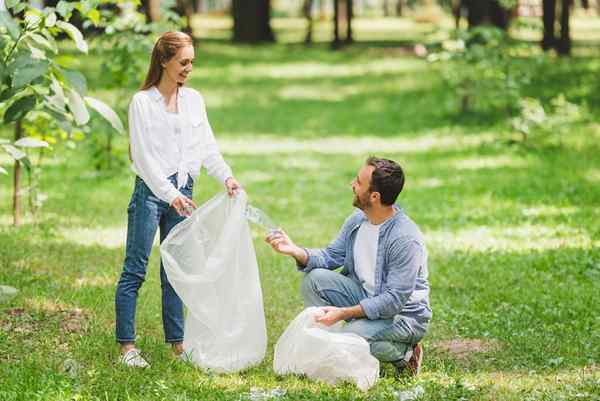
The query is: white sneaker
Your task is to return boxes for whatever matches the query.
[178,349,194,363]
[119,348,150,368]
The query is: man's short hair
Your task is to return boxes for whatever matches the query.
[366,156,405,206]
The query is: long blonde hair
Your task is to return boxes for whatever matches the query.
[140,31,193,90]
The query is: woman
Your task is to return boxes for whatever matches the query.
[115,31,241,367]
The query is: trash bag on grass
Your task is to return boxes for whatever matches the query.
[274,307,379,391]
[161,192,267,372]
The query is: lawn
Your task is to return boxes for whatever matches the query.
[1,16,600,401]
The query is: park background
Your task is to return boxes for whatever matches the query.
[1,1,599,400]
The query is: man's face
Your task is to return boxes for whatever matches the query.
[352,165,375,210]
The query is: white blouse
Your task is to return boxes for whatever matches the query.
[128,86,232,205]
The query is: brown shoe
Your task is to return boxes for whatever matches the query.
[406,343,423,376]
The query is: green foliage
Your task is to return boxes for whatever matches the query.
[511,95,586,144]
[0,0,123,220]
[427,26,543,115]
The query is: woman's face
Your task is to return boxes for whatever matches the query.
[162,45,194,85]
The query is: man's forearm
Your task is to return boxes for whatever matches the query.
[291,246,309,266]
[341,304,366,320]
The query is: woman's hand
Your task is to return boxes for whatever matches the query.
[171,196,197,217]
[225,177,241,197]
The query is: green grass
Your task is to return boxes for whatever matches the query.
[1,16,600,401]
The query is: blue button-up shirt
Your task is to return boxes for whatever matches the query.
[300,207,432,324]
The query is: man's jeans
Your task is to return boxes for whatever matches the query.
[115,174,192,344]
[301,268,428,362]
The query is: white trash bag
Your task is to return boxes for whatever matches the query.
[161,191,267,372]
[273,307,379,391]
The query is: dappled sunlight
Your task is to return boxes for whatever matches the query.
[452,155,529,170]
[428,223,596,252]
[73,275,115,289]
[196,58,424,81]
[461,366,600,395]
[584,168,600,183]
[277,85,361,102]
[521,205,579,218]
[411,177,445,189]
[221,134,493,156]
[59,225,132,249]
[238,170,274,185]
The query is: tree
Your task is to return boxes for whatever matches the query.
[462,0,513,30]
[0,1,123,225]
[542,0,576,56]
[302,0,313,44]
[332,0,353,49]
[231,0,275,43]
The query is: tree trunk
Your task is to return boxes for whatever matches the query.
[176,0,195,38]
[332,0,341,48]
[140,0,161,22]
[452,0,462,29]
[542,0,557,50]
[303,0,313,44]
[13,120,22,226]
[464,0,511,29]
[232,0,275,43]
[396,0,403,16]
[345,0,353,43]
[557,0,571,55]
[383,0,389,17]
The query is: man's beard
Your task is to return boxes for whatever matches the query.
[352,191,371,210]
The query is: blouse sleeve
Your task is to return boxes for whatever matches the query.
[129,95,181,205]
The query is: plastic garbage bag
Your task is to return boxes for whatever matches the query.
[161,191,267,372]
[273,307,379,391]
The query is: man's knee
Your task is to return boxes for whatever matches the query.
[301,268,337,306]
[301,269,334,294]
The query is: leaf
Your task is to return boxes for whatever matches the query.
[3,95,37,123]
[86,9,100,26]
[45,12,57,28]
[47,74,66,110]
[28,33,57,53]
[67,89,89,125]
[85,96,124,134]
[0,10,20,40]
[56,1,76,18]
[0,166,7,175]
[2,144,26,160]
[6,0,20,8]
[0,87,20,102]
[27,43,46,60]
[12,60,49,88]
[61,69,87,95]
[56,21,88,54]
[15,137,49,148]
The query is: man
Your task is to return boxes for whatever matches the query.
[266,157,431,376]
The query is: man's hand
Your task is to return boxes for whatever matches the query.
[315,304,366,326]
[315,306,347,327]
[225,177,241,197]
[265,229,308,266]
[171,196,197,217]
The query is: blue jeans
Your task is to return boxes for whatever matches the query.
[301,269,428,362]
[115,174,193,344]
